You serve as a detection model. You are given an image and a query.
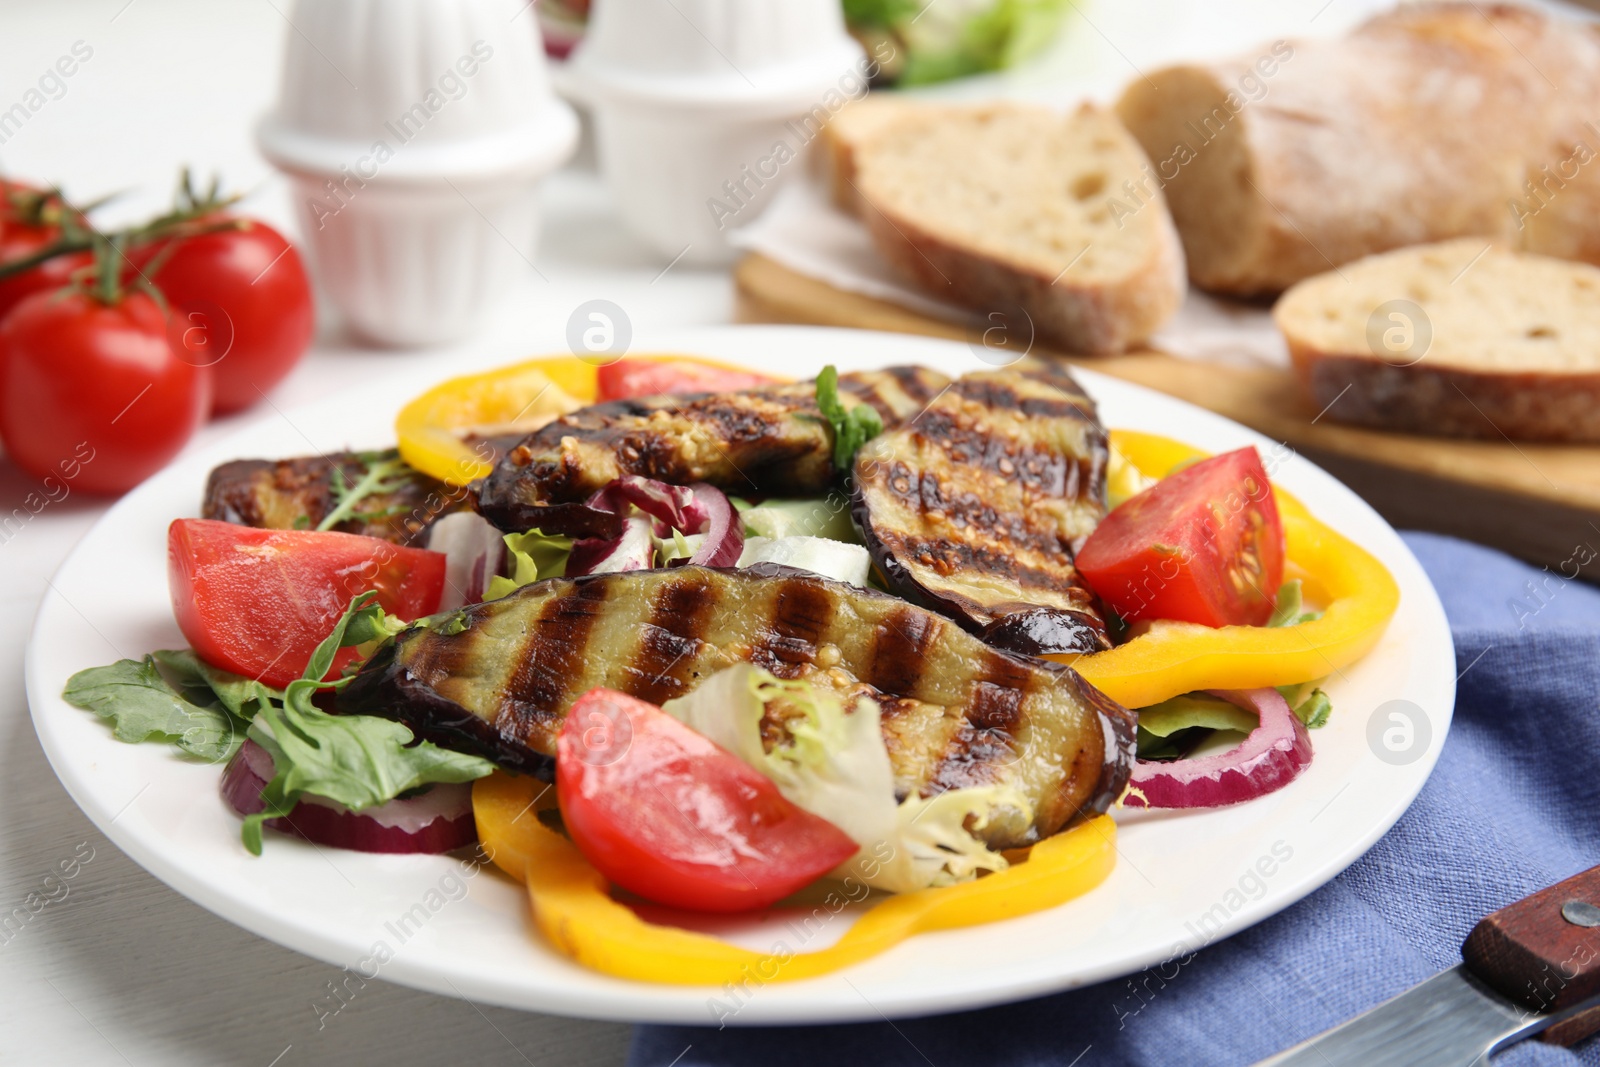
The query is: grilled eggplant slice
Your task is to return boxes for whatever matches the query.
[202,450,466,546]
[475,366,950,534]
[339,563,1133,846]
[851,363,1111,654]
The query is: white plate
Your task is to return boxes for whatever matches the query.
[25,326,1454,1026]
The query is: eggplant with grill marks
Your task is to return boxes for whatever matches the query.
[474,366,950,535]
[851,362,1112,655]
[338,563,1134,847]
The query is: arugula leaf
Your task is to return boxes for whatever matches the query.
[240,593,494,854]
[317,451,413,532]
[816,365,884,471]
[153,649,280,724]
[64,655,243,762]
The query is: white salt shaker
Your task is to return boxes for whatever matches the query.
[566,0,865,267]
[257,0,579,347]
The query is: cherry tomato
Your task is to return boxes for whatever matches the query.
[168,519,446,689]
[0,183,89,324]
[1075,447,1285,628]
[0,288,209,494]
[141,219,314,415]
[595,358,777,402]
[556,688,858,912]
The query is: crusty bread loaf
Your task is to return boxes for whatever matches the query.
[820,98,1185,355]
[1116,3,1600,297]
[1276,239,1600,442]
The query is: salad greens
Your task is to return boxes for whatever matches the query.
[816,365,884,471]
[314,450,413,532]
[485,528,573,600]
[663,664,1029,892]
[845,0,1070,86]
[739,494,860,543]
[63,652,246,762]
[64,593,495,854]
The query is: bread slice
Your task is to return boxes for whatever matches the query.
[1115,3,1600,296]
[1275,239,1600,442]
[820,98,1185,355]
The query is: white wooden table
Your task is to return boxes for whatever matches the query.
[0,0,1562,1063]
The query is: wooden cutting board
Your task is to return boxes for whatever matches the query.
[736,252,1600,584]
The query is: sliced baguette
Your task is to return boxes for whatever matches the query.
[820,98,1185,355]
[1275,239,1600,442]
[1116,3,1600,296]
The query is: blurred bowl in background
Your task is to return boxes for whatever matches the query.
[564,0,864,267]
[256,0,578,347]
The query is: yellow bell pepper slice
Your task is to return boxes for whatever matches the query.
[474,772,1115,986]
[395,353,780,487]
[1062,431,1400,708]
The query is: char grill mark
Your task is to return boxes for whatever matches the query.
[493,579,611,749]
[851,362,1112,654]
[865,606,937,697]
[627,572,717,705]
[337,564,1135,847]
[750,577,833,678]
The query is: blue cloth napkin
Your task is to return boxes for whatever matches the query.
[629,532,1600,1067]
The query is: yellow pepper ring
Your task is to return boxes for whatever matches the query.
[473,772,1116,986]
[395,353,783,487]
[1060,431,1401,709]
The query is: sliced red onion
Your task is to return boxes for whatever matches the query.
[1123,688,1312,810]
[222,740,477,853]
[580,476,742,570]
[685,483,742,566]
[427,512,507,609]
[566,515,655,575]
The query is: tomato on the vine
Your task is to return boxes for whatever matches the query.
[0,286,209,494]
[140,219,314,415]
[0,182,89,324]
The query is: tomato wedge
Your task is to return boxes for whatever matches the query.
[168,519,446,688]
[1075,447,1284,628]
[556,689,858,913]
[595,357,778,401]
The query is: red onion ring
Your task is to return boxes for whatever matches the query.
[221,740,477,853]
[578,475,743,570]
[427,512,507,609]
[1123,688,1312,810]
[566,515,655,575]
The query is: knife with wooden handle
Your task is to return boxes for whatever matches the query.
[1255,865,1600,1065]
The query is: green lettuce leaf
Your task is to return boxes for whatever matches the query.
[484,528,572,600]
[816,365,884,471]
[241,594,495,854]
[663,664,1029,891]
[1136,693,1258,738]
[1267,579,1322,628]
[739,494,861,542]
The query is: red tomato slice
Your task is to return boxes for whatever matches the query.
[556,689,858,913]
[1075,447,1285,628]
[594,358,776,402]
[168,519,446,688]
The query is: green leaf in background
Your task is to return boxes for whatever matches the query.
[847,0,1071,86]
[816,365,884,471]
[64,654,243,762]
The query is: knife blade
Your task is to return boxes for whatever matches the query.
[1255,863,1600,1065]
